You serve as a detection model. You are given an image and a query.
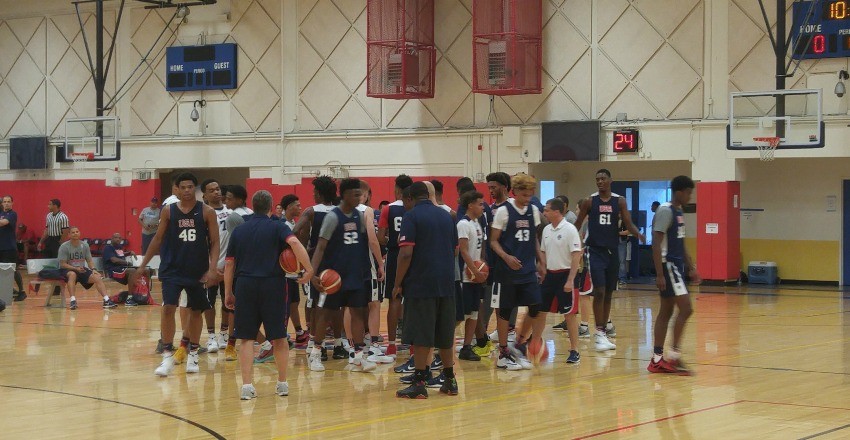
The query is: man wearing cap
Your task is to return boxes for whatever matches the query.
[139,197,161,255]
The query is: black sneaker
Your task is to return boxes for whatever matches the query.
[69,299,78,310]
[430,354,443,371]
[125,298,138,307]
[458,346,481,361]
[439,376,458,395]
[426,372,446,389]
[103,299,117,309]
[400,370,432,384]
[332,345,348,359]
[396,381,428,399]
[13,291,26,302]
[320,347,328,362]
[552,321,568,331]
[566,350,581,364]
[394,356,415,374]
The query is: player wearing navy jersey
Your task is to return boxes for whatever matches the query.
[394,182,459,398]
[224,190,313,400]
[141,172,220,377]
[378,174,413,359]
[490,174,545,371]
[280,194,310,349]
[648,176,699,376]
[483,172,518,346]
[309,178,376,373]
[292,176,338,358]
[575,169,644,352]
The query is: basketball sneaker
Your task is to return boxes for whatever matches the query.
[241,384,257,400]
[594,333,616,352]
[566,350,581,364]
[206,335,219,353]
[333,344,349,360]
[320,347,328,361]
[400,369,432,384]
[394,356,415,374]
[186,351,200,373]
[219,332,229,349]
[155,339,164,354]
[578,324,591,338]
[351,351,377,372]
[308,350,325,372]
[294,332,310,349]
[255,344,274,364]
[426,372,446,388]
[367,343,394,364]
[472,340,494,357]
[440,376,458,396]
[670,358,694,376]
[69,299,78,310]
[173,346,188,364]
[552,321,568,331]
[276,381,289,397]
[430,354,443,371]
[102,299,117,309]
[458,346,481,361]
[496,352,522,371]
[385,343,398,359]
[647,357,678,374]
[396,382,428,399]
[125,298,138,307]
[605,321,616,338]
[225,344,238,361]
[155,353,175,377]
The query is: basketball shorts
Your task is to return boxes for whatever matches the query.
[369,278,384,303]
[62,268,95,290]
[0,249,17,264]
[588,246,619,295]
[108,268,130,286]
[286,277,301,304]
[454,281,464,322]
[384,249,399,300]
[661,260,689,298]
[162,280,210,311]
[207,281,225,306]
[491,273,541,309]
[233,277,288,341]
[315,281,370,310]
[541,270,579,315]
[461,282,483,318]
[402,296,456,349]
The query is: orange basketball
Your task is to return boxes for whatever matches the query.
[279,248,301,275]
[527,337,549,365]
[465,260,489,283]
[319,269,342,294]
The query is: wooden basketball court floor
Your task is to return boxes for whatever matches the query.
[1,279,848,439]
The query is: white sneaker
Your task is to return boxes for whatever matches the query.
[595,333,617,352]
[206,335,219,353]
[516,356,533,370]
[356,351,377,372]
[507,330,517,343]
[276,381,289,396]
[488,330,499,341]
[496,353,523,371]
[186,351,200,373]
[219,332,229,348]
[241,384,257,400]
[366,343,394,364]
[155,354,175,377]
[309,351,325,372]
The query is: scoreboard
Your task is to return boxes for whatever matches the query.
[165,43,237,91]
[792,0,850,59]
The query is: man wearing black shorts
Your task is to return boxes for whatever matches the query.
[58,227,116,310]
[0,195,24,299]
[224,190,313,400]
[140,172,220,377]
[394,182,459,398]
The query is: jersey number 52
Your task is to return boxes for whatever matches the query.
[344,231,359,244]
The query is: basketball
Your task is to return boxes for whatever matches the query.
[279,248,301,274]
[319,269,341,294]
[527,337,548,365]
[464,260,489,283]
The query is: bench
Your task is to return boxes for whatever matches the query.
[26,259,68,308]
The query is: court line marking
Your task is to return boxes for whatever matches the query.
[573,400,745,439]
[799,423,850,439]
[743,400,850,412]
[0,384,226,440]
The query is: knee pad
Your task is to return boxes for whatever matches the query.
[527,304,540,318]
[497,307,513,321]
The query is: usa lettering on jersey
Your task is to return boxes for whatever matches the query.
[344,222,357,232]
[515,219,530,228]
[178,219,196,228]
[599,205,613,213]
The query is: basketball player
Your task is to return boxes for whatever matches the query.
[575,169,644,352]
[293,175,339,361]
[490,174,545,370]
[540,198,583,364]
[483,172,519,344]
[308,178,375,372]
[648,176,699,375]
[199,178,232,356]
[394,182,459,398]
[456,190,486,361]
[141,172,220,377]
[280,194,310,349]
[217,184,254,358]
[378,174,413,363]
[355,180,388,363]
[224,190,313,399]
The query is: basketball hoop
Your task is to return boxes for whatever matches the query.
[70,152,93,170]
[753,137,780,162]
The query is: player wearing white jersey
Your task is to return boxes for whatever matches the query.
[200,179,232,357]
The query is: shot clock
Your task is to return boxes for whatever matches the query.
[792,1,850,59]
[613,129,638,153]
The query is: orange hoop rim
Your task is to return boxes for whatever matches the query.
[752,136,781,147]
[69,152,94,161]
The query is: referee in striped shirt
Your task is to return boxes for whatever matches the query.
[38,199,70,258]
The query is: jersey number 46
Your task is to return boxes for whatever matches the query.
[179,229,197,242]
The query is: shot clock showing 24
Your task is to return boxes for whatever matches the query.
[792,0,850,59]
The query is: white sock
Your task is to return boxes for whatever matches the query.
[652,353,663,363]
[103,295,109,301]
[70,295,77,302]
[242,383,253,389]
[312,346,322,356]
[261,340,272,351]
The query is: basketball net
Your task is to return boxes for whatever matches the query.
[70,152,93,170]
[753,137,780,162]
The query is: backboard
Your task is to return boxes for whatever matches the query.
[727,89,824,150]
[60,117,121,162]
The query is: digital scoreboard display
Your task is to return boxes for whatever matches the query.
[792,1,850,59]
[613,129,639,153]
[165,43,237,91]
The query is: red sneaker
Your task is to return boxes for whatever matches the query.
[385,343,397,358]
[294,332,310,349]
[669,358,694,376]
[647,358,678,374]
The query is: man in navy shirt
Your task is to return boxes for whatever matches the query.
[224,190,313,400]
[648,176,699,376]
[394,182,459,398]
[0,195,24,299]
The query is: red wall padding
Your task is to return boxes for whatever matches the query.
[696,181,741,281]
